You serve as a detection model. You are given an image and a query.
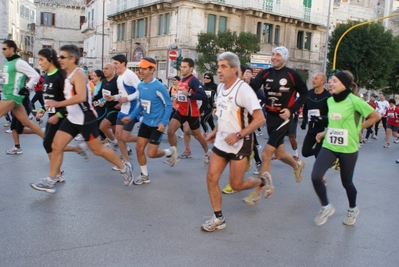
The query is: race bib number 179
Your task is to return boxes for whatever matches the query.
[326,128,348,146]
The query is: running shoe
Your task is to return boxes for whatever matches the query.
[394,139,399,144]
[242,191,261,206]
[314,204,335,226]
[204,149,211,164]
[168,146,178,167]
[3,121,11,127]
[127,147,133,156]
[256,144,262,150]
[179,150,192,159]
[201,215,226,232]
[30,177,56,193]
[362,139,368,144]
[396,158,399,164]
[256,130,263,136]
[342,207,359,226]
[78,142,90,161]
[112,163,122,171]
[74,133,84,141]
[330,159,340,170]
[5,129,12,133]
[261,171,274,198]
[6,147,23,155]
[222,183,237,194]
[372,134,378,140]
[120,161,134,186]
[56,171,65,183]
[253,163,261,175]
[293,160,305,183]
[133,173,151,185]
[383,143,390,148]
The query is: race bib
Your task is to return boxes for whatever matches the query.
[217,101,231,121]
[177,91,187,102]
[205,90,212,98]
[326,128,348,146]
[387,112,395,118]
[45,106,55,113]
[141,99,151,114]
[102,89,111,98]
[308,109,320,121]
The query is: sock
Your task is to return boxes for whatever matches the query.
[15,144,21,149]
[259,177,266,187]
[164,148,172,156]
[322,204,331,210]
[214,211,223,218]
[293,149,298,157]
[120,164,127,173]
[140,165,148,176]
[348,206,357,212]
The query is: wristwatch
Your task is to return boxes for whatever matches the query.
[236,132,243,139]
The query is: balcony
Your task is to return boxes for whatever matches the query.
[107,0,327,26]
[81,21,94,33]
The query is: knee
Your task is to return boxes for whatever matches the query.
[230,181,242,192]
[91,146,103,156]
[206,172,219,185]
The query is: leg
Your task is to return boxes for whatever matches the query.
[206,151,228,212]
[136,137,149,166]
[49,130,73,178]
[301,131,317,158]
[338,152,358,209]
[12,105,44,138]
[167,118,181,147]
[311,148,336,206]
[191,128,209,154]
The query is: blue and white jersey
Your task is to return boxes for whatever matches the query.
[129,78,173,127]
[117,68,140,118]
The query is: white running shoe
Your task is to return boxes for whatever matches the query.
[78,142,90,161]
[74,133,84,141]
[343,207,359,226]
[6,147,23,155]
[314,204,335,226]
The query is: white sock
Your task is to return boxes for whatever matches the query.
[164,148,172,156]
[293,149,298,157]
[112,139,118,144]
[140,165,148,176]
[322,204,331,210]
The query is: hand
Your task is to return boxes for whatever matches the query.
[157,123,165,132]
[224,133,240,146]
[119,97,128,104]
[300,123,306,130]
[279,108,291,121]
[104,94,114,101]
[36,110,45,119]
[206,131,216,143]
[47,114,59,125]
[45,100,59,109]
[98,101,105,107]
[121,117,131,124]
[316,131,326,143]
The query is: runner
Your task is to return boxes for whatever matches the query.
[121,57,175,184]
[30,44,133,193]
[311,71,380,226]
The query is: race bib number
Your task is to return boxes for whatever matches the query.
[387,112,395,118]
[205,90,212,98]
[326,128,348,146]
[141,99,151,114]
[2,73,9,84]
[45,106,55,113]
[217,101,231,121]
[177,91,187,102]
[308,109,320,121]
[102,89,111,98]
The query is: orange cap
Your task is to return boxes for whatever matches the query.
[138,59,156,68]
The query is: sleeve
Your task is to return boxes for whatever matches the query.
[158,86,173,126]
[126,73,141,102]
[16,60,40,89]
[128,99,143,121]
[188,79,206,101]
[236,83,262,114]
[250,69,266,92]
[354,96,374,118]
[288,71,309,114]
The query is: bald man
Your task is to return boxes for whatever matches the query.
[300,72,330,158]
[99,63,120,150]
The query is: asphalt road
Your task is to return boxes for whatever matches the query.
[0,117,398,267]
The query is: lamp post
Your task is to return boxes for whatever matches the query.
[102,0,105,69]
[322,0,332,75]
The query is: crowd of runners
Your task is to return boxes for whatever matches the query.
[1,40,397,232]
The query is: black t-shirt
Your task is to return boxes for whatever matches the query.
[302,88,331,130]
[100,76,119,111]
[42,70,67,117]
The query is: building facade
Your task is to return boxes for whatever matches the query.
[32,0,86,69]
[81,0,111,69]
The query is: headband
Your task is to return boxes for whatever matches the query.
[334,71,352,89]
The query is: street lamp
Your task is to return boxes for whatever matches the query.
[322,0,332,75]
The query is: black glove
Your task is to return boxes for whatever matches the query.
[310,115,322,123]
[18,86,29,96]
[300,122,306,130]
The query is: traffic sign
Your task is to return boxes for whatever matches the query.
[169,50,178,61]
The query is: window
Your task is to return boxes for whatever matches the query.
[132,20,136,38]
[138,19,146,38]
[256,22,262,40]
[304,32,311,50]
[41,12,55,26]
[117,23,126,41]
[297,31,304,49]
[207,14,216,34]
[263,23,273,44]
[42,45,52,49]
[274,25,280,45]
[218,16,227,33]
[25,36,32,47]
[25,7,29,19]
[165,13,170,34]
[80,16,85,29]
[20,5,24,16]
[158,14,164,35]
[30,10,35,21]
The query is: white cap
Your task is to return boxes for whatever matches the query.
[272,46,289,61]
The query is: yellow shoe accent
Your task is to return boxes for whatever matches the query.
[222,183,237,194]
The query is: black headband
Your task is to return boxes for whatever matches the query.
[334,72,352,89]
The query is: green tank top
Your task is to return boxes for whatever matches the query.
[2,58,27,97]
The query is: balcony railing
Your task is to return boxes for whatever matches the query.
[81,21,94,33]
[107,0,327,26]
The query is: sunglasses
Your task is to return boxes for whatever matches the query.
[58,55,71,60]
[204,77,210,79]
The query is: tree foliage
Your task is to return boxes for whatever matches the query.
[195,30,260,74]
[327,21,399,92]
